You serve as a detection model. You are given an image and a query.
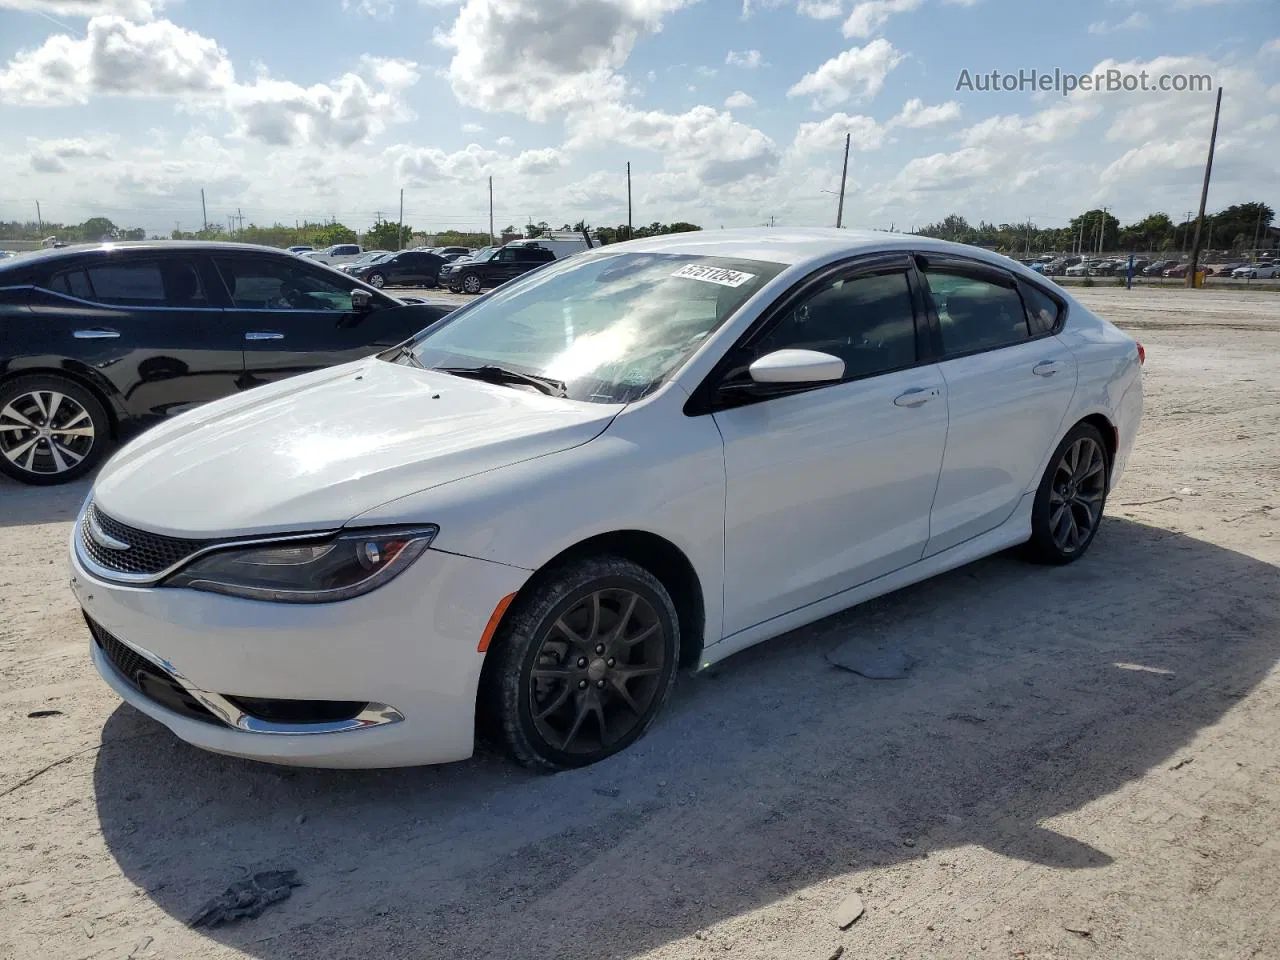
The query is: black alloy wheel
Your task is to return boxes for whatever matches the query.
[483,556,680,770]
[1028,422,1110,564]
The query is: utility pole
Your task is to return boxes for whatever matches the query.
[626,162,633,241]
[835,132,850,229]
[1250,207,1263,257]
[1187,86,1223,288]
[200,188,208,234]
[35,200,42,236]
[488,176,494,246]
[398,188,404,251]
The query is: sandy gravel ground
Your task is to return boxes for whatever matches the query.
[0,286,1277,960]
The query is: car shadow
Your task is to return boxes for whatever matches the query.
[91,519,1279,959]
[0,473,92,527]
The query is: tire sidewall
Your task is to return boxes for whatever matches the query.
[1030,423,1110,564]
[462,273,482,294]
[0,375,111,486]
[490,558,681,770]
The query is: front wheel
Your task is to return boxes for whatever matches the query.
[461,273,483,295]
[367,272,386,288]
[0,375,111,485]
[1027,423,1110,565]
[482,556,681,770]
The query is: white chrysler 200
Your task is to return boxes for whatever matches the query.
[70,229,1143,770]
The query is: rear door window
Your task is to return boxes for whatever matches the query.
[75,259,209,307]
[48,268,94,299]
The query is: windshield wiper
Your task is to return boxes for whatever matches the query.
[436,364,567,397]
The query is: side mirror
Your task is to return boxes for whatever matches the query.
[350,288,374,312]
[748,349,845,385]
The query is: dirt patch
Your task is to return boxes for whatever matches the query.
[0,285,1277,960]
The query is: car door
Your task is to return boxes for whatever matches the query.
[711,254,949,636]
[917,254,1079,557]
[490,247,524,284]
[24,253,244,421]
[212,253,448,386]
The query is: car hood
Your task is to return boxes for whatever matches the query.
[92,358,621,538]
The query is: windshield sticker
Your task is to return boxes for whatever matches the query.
[670,264,757,288]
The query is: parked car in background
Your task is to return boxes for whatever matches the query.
[67,228,1144,770]
[1143,259,1178,276]
[441,243,557,293]
[1232,262,1277,279]
[1164,263,1191,278]
[1206,261,1245,276]
[0,242,454,485]
[347,250,446,288]
[302,243,364,266]
[286,245,314,255]
[1087,260,1119,277]
[1043,256,1081,277]
[504,236,590,259]
[432,246,473,259]
[336,250,391,273]
[1066,260,1098,277]
[0,250,15,262]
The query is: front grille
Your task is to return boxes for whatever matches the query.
[79,500,215,577]
[87,617,221,726]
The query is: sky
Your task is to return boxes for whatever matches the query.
[0,0,1276,238]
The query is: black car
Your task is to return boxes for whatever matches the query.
[0,242,453,485]
[347,250,446,289]
[440,244,556,294]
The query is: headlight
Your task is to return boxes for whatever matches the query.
[164,527,438,603]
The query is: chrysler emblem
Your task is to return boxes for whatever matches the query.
[87,513,130,551]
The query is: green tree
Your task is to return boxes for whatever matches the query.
[362,219,412,250]
[78,217,119,242]
[309,223,358,247]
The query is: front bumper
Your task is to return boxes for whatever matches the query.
[71,537,528,768]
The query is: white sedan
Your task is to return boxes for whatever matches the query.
[70,229,1144,770]
[1232,262,1277,279]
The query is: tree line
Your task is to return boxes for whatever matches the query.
[916,203,1274,255]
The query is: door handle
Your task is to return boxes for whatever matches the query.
[893,387,939,408]
[73,329,120,339]
[1032,361,1060,377]
[245,331,285,341]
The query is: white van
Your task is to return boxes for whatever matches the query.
[503,236,590,259]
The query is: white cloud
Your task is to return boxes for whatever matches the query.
[497,135,515,146]
[725,48,764,68]
[792,112,886,154]
[724,89,755,108]
[0,0,158,19]
[787,38,902,108]
[695,65,717,77]
[1259,37,1280,56]
[0,15,233,105]
[841,0,921,38]
[27,135,114,172]
[224,57,420,148]
[437,0,696,121]
[890,97,961,128]
[796,0,842,17]
[1087,12,1149,34]
[462,121,485,132]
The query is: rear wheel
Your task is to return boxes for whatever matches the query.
[1027,423,1109,565]
[482,556,680,770]
[0,375,111,485]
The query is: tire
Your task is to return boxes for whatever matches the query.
[0,374,111,486]
[448,283,462,293]
[481,555,681,770]
[367,272,386,288]
[461,273,483,295]
[1026,422,1110,565]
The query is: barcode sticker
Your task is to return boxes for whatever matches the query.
[670,264,757,288]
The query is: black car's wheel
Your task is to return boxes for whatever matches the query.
[461,273,483,295]
[1027,422,1110,565]
[482,555,681,770]
[0,375,110,485]
[367,272,386,288]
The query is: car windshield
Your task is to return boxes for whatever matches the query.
[403,252,785,404]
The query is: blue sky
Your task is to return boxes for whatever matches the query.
[0,0,1275,237]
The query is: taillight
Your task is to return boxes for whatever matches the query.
[1137,343,1146,365]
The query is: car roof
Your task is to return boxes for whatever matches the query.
[0,240,297,270]
[593,227,1051,275]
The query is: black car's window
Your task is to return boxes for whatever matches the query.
[48,268,94,299]
[495,248,518,262]
[76,260,208,307]
[215,257,355,311]
[1021,283,1062,336]
[923,269,1030,356]
[752,270,919,380]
